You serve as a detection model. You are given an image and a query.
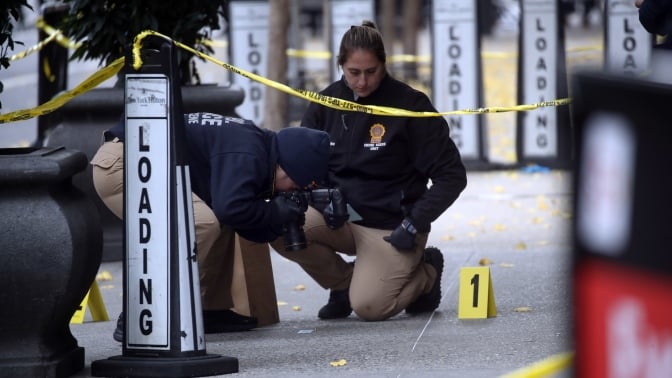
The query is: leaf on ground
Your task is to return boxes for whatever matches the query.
[500,262,514,268]
[493,223,506,231]
[479,258,494,266]
[277,301,288,306]
[515,242,527,250]
[292,305,301,311]
[513,306,532,312]
[329,359,347,367]
[293,284,305,291]
[469,218,484,226]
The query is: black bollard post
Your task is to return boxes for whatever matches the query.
[90,38,238,377]
[36,2,70,146]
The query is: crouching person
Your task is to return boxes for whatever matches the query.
[91,112,330,340]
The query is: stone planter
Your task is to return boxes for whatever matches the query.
[43,84,245,261]
[0,147,102,377]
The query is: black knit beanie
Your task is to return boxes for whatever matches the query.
[276,127,330,188]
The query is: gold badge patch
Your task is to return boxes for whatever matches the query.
[369,123,386,144]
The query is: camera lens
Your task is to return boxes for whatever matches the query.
[284,221,307,252]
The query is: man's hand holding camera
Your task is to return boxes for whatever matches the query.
[271,195,306,225]
[275,188,350,252]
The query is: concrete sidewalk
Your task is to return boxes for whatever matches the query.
[70,169,574,377]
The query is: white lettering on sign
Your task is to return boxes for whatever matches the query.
[432,0,480,159]
[229,1,269,125]
[605,0,651,75]
[125,75,171,349]
[521,1,557,157]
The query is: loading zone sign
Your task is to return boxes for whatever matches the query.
[229,1,269,125]
[520,0,559,158]
[431,0,481,160]
[125,75,171,349]
[604,0,651,76]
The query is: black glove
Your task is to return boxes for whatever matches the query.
[271,195,304,225]
[323,202,349,229]
[383,219,417,251]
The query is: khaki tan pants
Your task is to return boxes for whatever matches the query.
[271,207,436,321]
[91,140,278,324]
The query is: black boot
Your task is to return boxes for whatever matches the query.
[318,288,352,319]
[202,309,258,333]
[113,309,258,342]
[406,247,444,314]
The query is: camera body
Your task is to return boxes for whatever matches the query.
[279,188,347,252]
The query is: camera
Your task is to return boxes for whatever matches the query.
[279,188,347,252]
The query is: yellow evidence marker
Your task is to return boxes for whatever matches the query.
[70,280,110,324]
[458,266,497,319]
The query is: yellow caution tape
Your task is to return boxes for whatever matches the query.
[9,17,82,63]
[0,57,123,124]
[388,54,430,64]
[42,57,56,83]
[286,48,332,60]
[201,38,228,49]
[0,28,575,125]
[500,351,573,378]
[132,30,571,118]
[35,17,82,50]
[279,45,601,62]
[9,29,60,62]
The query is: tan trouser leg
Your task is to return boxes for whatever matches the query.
[347,224,432,321]
[271,206,355,291]
[193,200,235,310]
[271,205,435,321]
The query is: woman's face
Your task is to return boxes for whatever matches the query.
[341,48,385,98]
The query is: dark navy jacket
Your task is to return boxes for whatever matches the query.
[301,74,467,232]
[109,112,282,242]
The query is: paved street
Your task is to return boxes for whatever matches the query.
[70,168,574,378]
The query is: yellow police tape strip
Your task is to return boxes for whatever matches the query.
[132,30,572,118]
[9,29,61,62]
[35,17,82,50]
[500,351,573,378]
[0,57,123,124]
[0,27,573,124]
[284,47,601,62]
